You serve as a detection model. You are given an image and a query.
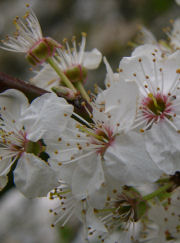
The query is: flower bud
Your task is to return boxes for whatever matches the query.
[51,86,79,100]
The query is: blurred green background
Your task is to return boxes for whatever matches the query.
[0,0,176,83]
[0,0,178,242]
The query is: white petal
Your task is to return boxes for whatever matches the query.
[132,44,161,57]
[104,132,163,185]
[139,27,157,45]
[0,158,15,190]
[101,80,139,131]
[30,64,60,91]
[83,48,102,69]
[72,154,106,206]
[119,49,180,95]
[103,57,120,87]
[145,122,180,174]
[161,50,180,92]
[22,93,73,141]
[86,208,108,232]
[14,153,59,198]
[0,89,29,128]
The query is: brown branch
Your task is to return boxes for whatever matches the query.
[0,72,48,102]
[0,72,92,121]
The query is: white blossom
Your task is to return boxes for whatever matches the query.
[119,47,180,174]
[86,189,141,243]
[45,77,162,207]
[0,89,73,197]
[140,188,180,243]
[0,7,61,65]
[0,7,43,53]
[30,33,102,89]
[57,34,102,71]
[49,180,87,229]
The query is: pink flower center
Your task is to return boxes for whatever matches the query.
[141,92,173,123]
[92,125,115,156]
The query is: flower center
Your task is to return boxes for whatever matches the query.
[147,93,166,115]
[4,130,44,157]
[141,92,172,123]
[77,124,115,156]
[92,126,115,155]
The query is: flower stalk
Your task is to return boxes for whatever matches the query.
[142,181,174,201]
[75,81,90,102]
[47,57,77,91]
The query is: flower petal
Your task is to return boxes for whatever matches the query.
[72,154,106,207]
[30,64,60,91]
[0,89,29,129]
[145,122,180,174]
[14,153,59,198]
[100,80,139,131]
[83,48,102,69]
[22,93,73,141]
[104,132,163,185]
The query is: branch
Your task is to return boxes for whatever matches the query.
[0,72,48,102]
[0,72,92,121]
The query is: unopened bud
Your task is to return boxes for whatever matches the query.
[52,86,78,100]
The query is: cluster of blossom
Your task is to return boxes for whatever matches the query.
[0,3,180,243]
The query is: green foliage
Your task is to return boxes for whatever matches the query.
[142,0,173,22]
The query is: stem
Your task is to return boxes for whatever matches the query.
[47,57,76,92]
[142,181,173,201]
[75,81,90,102]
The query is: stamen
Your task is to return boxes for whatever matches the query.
[76,124,105,142]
